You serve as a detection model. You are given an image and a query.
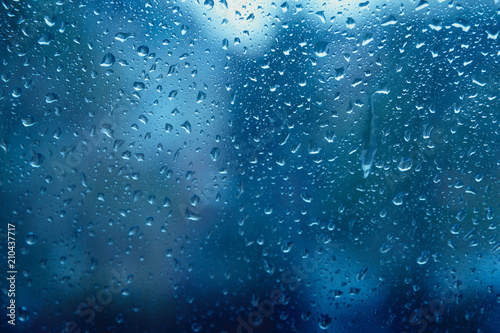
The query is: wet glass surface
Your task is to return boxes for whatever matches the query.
[0,1,499,332]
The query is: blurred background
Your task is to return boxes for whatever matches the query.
[0,0,499,332]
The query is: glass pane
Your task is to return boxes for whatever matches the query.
[1,0,499,332]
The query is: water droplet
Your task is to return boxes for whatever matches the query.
[191,323,202,332]
[417,251,430,265]
[38,33,53,45]
[416,0,429,11]
[26,232,38,245]
[165,123,173,132]
[397,157,412,172]
[29,152,44,167]
[133,82,145,91]
[301,192,312,203]
[346,17,355,29]
[380,244,392,253]
[392,192,404,206]
[452,18,470,32]
[181,121,192,133]
[334,67,344,80]
[432,252,442,262]
[486,207,494,220]
[122,151,131,160]
[196,91,206,103]
[362,33,373,46]
[137,45,149,57]
[210,147,220,161]
[115,32,134,42]
[318,314,332,330]
[381,15,397,26]
[465,186,477,195]
[128,226,139,236]
[18,307,29,322]
[12,87,22,98]
[44,15,56,27]
[168,90,178,99]
[357,266,368,280]
[456,208,467,221]
[22,116,37,127]
[185,207,201,221]
[281,241,294,253]
[45,93,59,103]
[314,41,329,58]
[100,53,115,67]
[145,216,154,226]
[450,224,461,234]
[203,0,214,9]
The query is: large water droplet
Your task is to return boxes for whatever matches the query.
[100,53,115,67]
[346,17,355,29]
[137,45,149,57]
[133,82,145,91]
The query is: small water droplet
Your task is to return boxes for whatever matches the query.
[456,208,467,221]
[22,116,37,127]
[128,225,139,236]
[450,224,461,234]
[196,91,206,103]
[191,323,202,332]
[397,157,412,172]
[12,88,22,98]
[417,251,430,265]
[380,244,392,253]
[392,192,404,206]
[281,241,294,253]
[29,152,44,167]
[357,266,368,280]
[26,232,38,245]
[210,147,220,161]
[145,216,154,226]
[18,307,29,322]
[318,314,332,330]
